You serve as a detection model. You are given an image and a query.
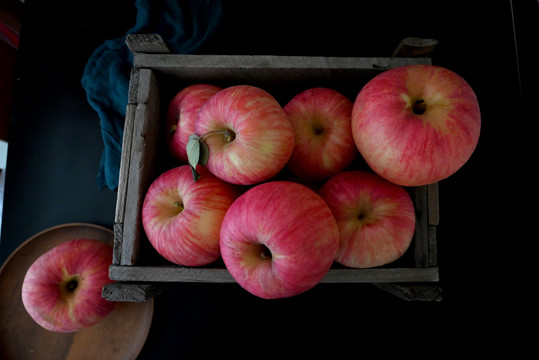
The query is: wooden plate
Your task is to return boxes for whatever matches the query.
[0,223,154,360]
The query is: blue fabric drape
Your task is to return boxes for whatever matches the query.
[81,0,223,190]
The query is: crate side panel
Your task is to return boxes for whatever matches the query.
[109,265,439,284]
[120,69,161,265]
[133,54,432,94]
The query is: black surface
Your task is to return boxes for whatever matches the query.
[1,0,536,357]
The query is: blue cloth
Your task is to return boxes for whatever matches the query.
[81,0,223,190]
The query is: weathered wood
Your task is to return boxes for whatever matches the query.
[127,68,140,105]
[119,68,161,266]
[112,223,123,265]
[109,265,439,284]
[112,104,136,266]
[114,104,135,226]
[126,33,170,54]
[102,282,170,303]
[109,265,235,283]
[132,54,431,86]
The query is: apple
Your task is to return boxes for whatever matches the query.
[166,84,221,162]
[319,171,416,268]
[21,238,116,333]
[351,64,481,186]
[194,85,295,185]
[219,181,339,299]
[142,165,240,266]
[284,87,357,181]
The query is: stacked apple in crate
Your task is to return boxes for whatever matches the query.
[108,35,480,302]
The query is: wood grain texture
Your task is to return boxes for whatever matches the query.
[109,265,439,284]
[119,69,161,266]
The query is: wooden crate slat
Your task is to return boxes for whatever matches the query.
[102,282,169,303]
[109,265,235,283]
[119,68,161,265]
[126,33,170,54]
[132,54,432,85]
[109,265,438,284]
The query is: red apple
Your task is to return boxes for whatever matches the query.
[220,181,339,299]
[21,238,115,333]
[352,65,481,186]
[319,171,415,268]
[284,87,356,181]
[166,84,221,162]
[194,85,295,185]
[142,165,240,266]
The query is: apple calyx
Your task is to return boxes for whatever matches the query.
[60,274,81,300]
[258,244,272,260]
[412,99,427,115]
[312,124,325,136]
[186,129,236,181]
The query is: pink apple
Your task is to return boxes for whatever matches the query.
[284,87,357,181]
[166,84,222,162]
[220,181,339,299]
[352,65,481,186]
[142,165,240,266]
[21,238,116,333]
[194,85,295,185]
[319,171,415,268]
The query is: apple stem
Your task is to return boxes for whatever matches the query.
[186,129,236,182]
[200,129,236,143]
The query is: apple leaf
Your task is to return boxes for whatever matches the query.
[186,134,201,181]
[186,134,212,181]
[187,134,201,167]
[199,140,210,166]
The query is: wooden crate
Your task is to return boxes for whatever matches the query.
[104,34,441,302]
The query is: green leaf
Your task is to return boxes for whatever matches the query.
[186,134,201,181]
[186,135,201,168]
[199,140,210,166]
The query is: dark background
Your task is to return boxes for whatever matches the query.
[1,0,536,357]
